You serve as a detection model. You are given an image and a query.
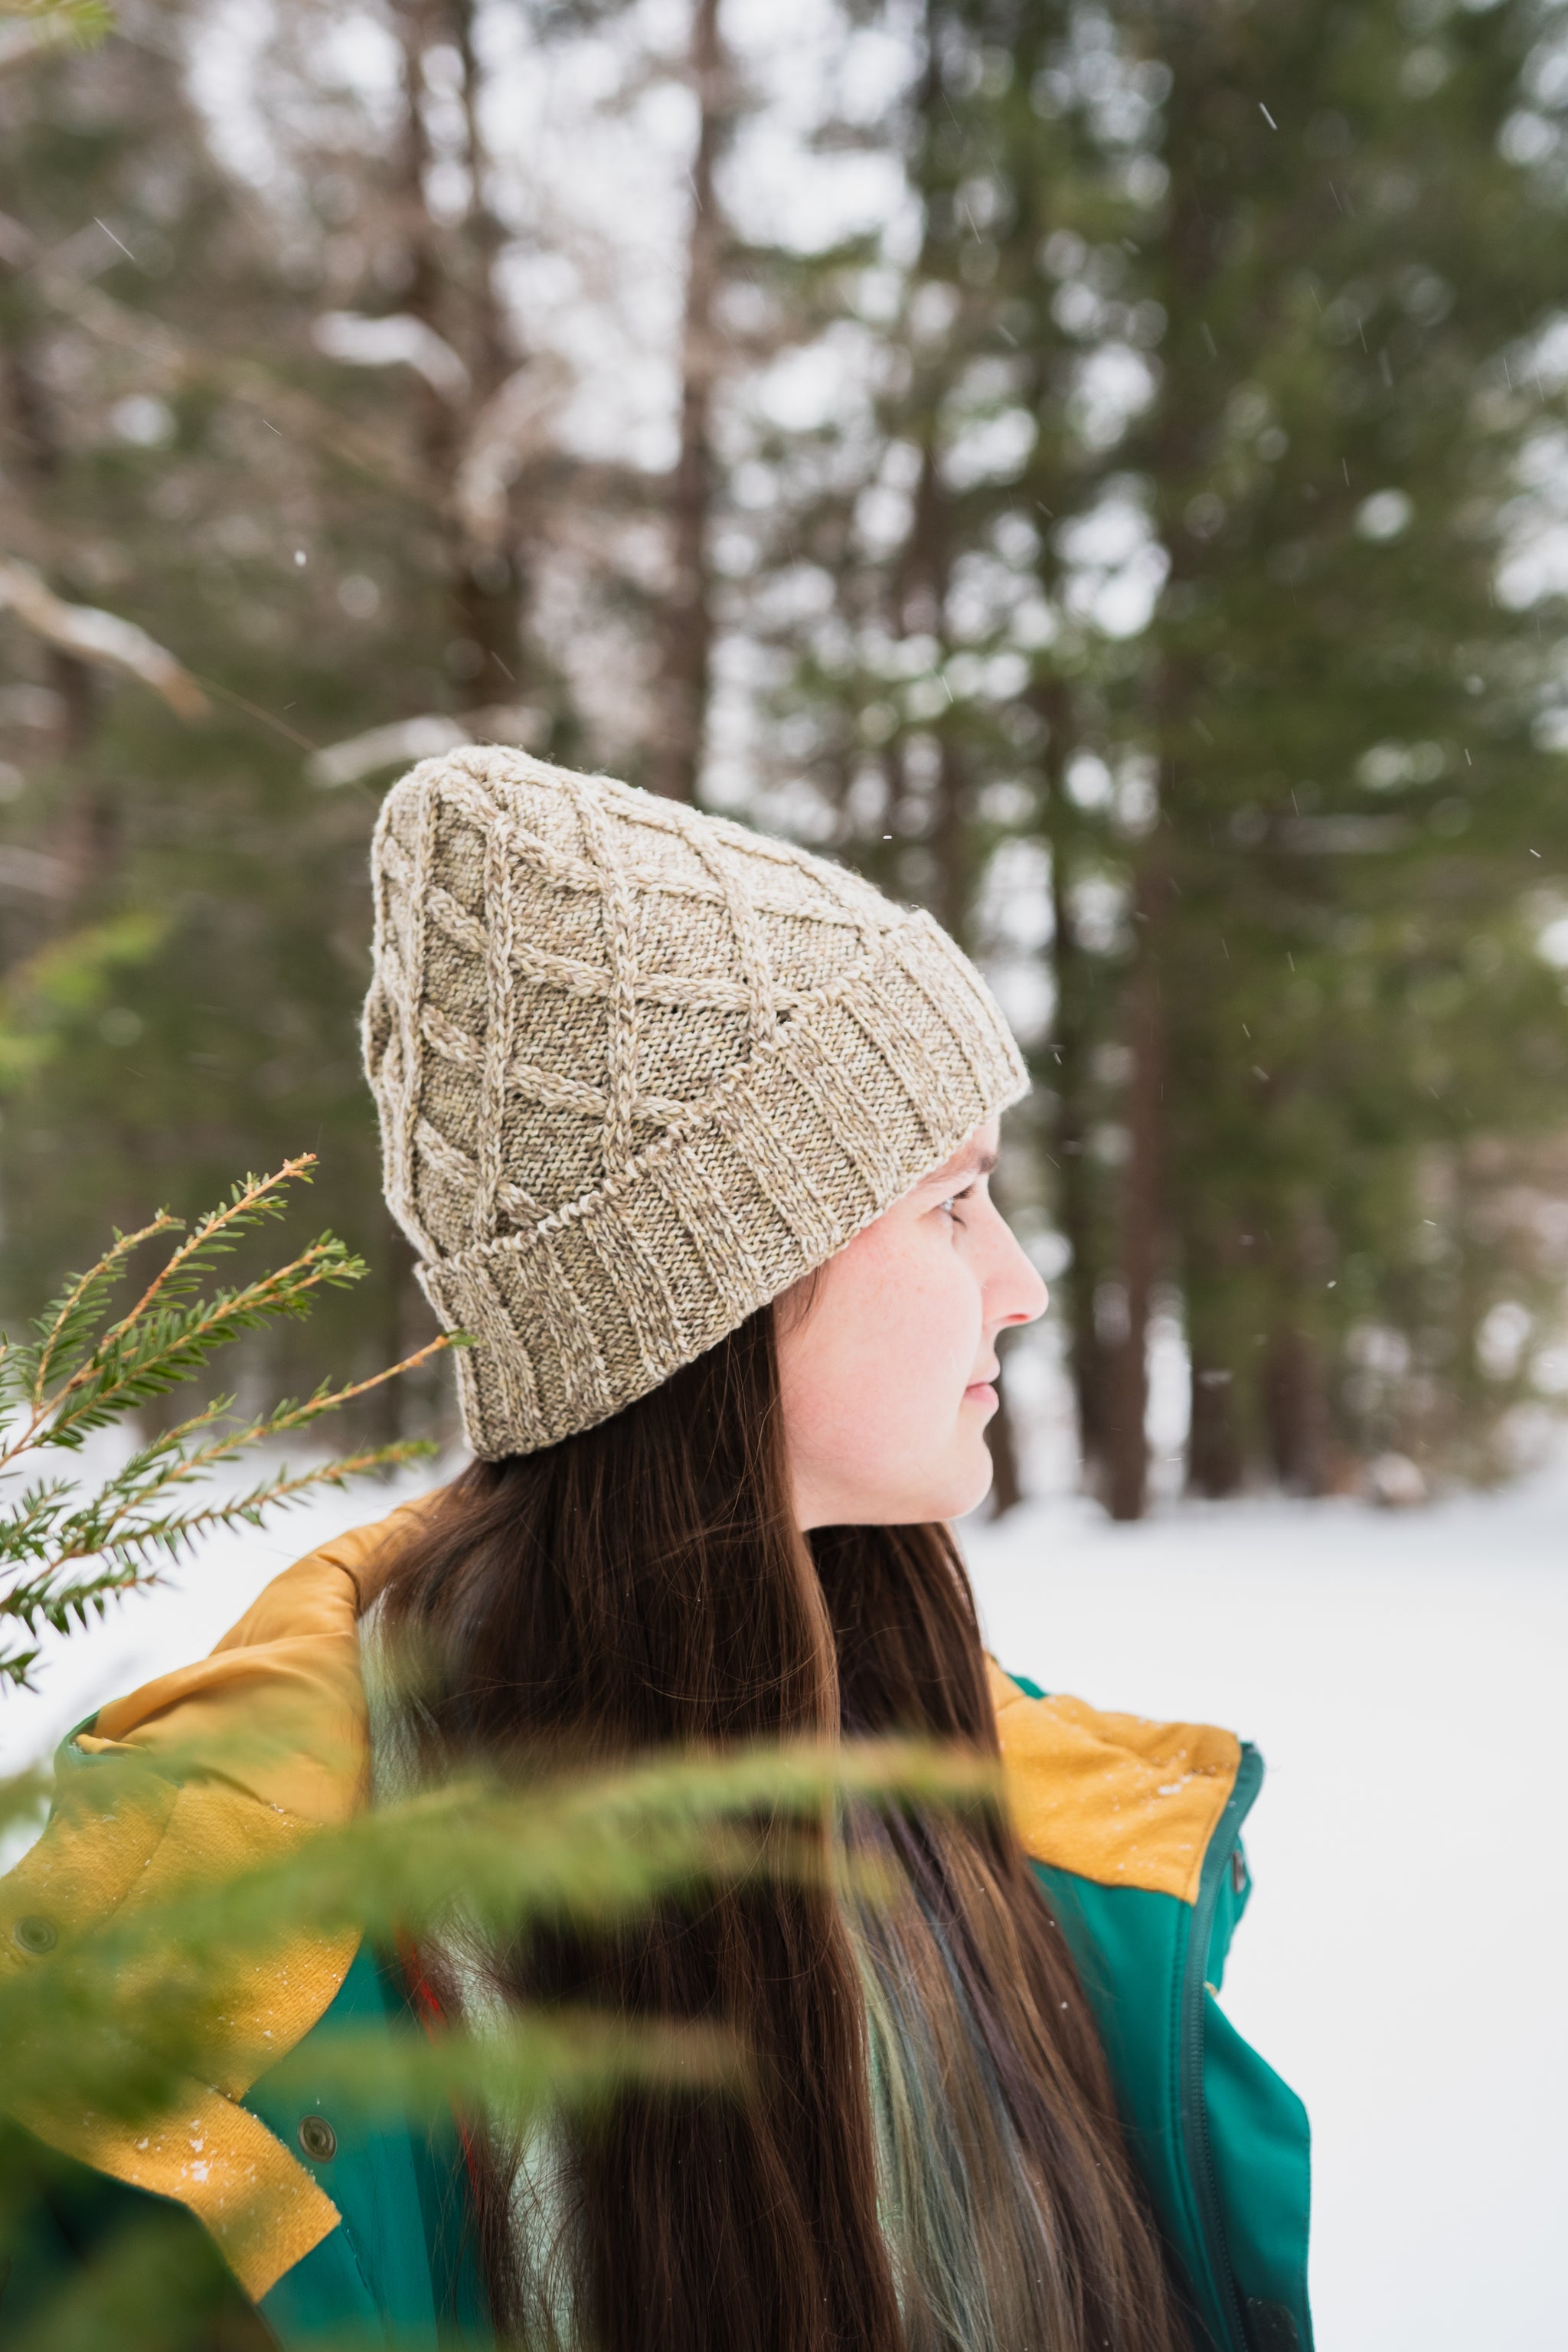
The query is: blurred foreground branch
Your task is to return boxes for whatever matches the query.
[0,0,110,76]
[0,1154,987,2345]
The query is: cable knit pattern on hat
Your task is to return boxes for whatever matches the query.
[363,747,1028,1458]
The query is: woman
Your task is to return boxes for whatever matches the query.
[1,750,1312,2352]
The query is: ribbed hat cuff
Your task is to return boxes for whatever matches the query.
[416,910,1027,1459]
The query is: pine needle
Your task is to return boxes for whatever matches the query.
[0,1160,461,1692]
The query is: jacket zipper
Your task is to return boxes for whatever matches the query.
[1179,1740,1264,2352]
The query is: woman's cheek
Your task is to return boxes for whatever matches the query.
[884,1255,982,1429]
[794,1217,982,1496]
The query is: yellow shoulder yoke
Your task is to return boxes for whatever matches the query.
[988,1660,1241,1905]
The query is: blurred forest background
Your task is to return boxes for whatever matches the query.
[6,0,1568,1519]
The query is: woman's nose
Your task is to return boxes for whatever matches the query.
[989,1213,1049,1328]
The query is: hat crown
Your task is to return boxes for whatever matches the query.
[365,747,1026,1456]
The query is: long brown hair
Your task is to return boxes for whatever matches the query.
[377,1305,1184,2352]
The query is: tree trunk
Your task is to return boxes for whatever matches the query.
[1102,847,1167,1522]
[450,0,528,682]
[1259,1325,1324,1493]
[1,306,112,932]
[1187,1362,1243,1497]
[393,0,524,689]
[985,1364,1025,1517]
[1260,1227,1331,1494]
[929,725,972,945]
[647,0,727,803]
[394,1,459,486]
[1181,1211,1246,1496]
[1043,729,1109,1479]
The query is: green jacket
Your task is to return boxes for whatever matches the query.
[0,1517,1312,2352]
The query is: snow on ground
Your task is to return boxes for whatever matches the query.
[4,1464,1566,2349]
[962,1479,1568,2352]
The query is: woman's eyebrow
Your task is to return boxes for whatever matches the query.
[923,1144,999,1188]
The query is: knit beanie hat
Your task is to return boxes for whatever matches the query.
[363,746,1028,1459]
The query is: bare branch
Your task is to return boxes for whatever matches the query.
[308,714,472,791]
[34,270,427,501]
[0,560,207,720]
[308,705,541,789]
[312,310,471,403]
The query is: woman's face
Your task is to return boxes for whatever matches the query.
[774,1119,1048,1528]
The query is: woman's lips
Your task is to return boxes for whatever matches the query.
[964,1380,998,1410]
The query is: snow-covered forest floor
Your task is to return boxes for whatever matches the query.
[965,1478,1568,2352]
[4,1464,1563,2350]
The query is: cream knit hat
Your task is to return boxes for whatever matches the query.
[364,746,1027,1458]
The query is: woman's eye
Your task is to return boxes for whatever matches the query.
[939,1186,973,1222]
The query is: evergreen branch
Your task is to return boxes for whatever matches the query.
[30,1395,332,1540]
[2,1557,147,1643]
[0,2207,309,2352]
[3,1442,442,1642]
[67,1739,998,1971]
[88,1442,437,1563]
[0,1738,991,2105]
[0,1475,78,1564]
[35,264,430,503]
[70,1393,241,1493]
[13,1214,178,1426]
[1,1163,452,1700]
[42,1340,457,1552]
[261,2011,739,2130]
[92,1333,458,1510]
[0,1635,42,1691]
[40,1234,371,1446]
[257,1335,462,1434]
[0,1,112,31]
[96,1158,318,1351]
[0,0,112,77]
[0,913,168,1109]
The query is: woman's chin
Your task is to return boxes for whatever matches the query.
[806,1432,998,1526]
[924,1439,997,1524]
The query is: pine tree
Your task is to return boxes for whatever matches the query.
[0,0,637,1436]
[645,0,736,803]
[1112,0,1568,1504]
